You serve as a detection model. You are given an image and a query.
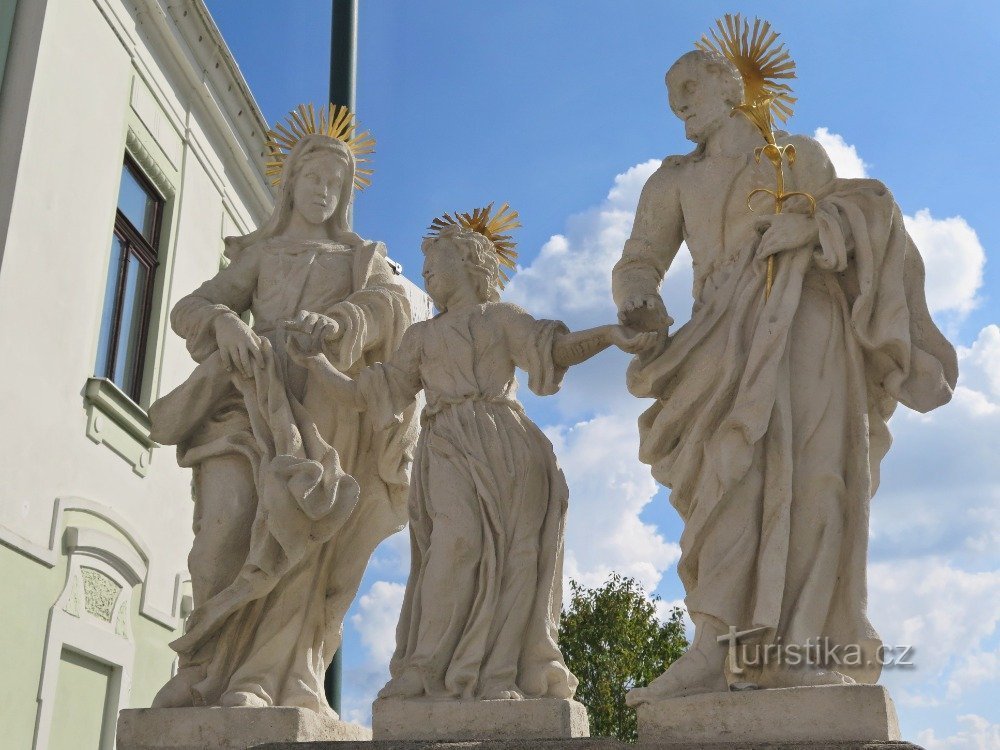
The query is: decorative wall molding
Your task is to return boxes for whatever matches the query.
[32,524,142,750]
[0,496,183,628]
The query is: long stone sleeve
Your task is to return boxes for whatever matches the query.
[611,163,685,309]
[322,249,411,374]
[171,247,260,363]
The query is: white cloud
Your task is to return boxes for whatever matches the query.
[868,559,1000,692]
[918,715,1000,750]
[814,126,870,178]
[350,580,405,666]
[871,324,1000,564]
[546,410,680,595]
[342,581,405,725]
[904,209,985,319]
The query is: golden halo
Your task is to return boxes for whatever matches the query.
[265,103,375,190]
[695,14,797,124]
[427,202,521,288]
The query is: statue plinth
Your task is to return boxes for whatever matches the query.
[636,685,906,746]
[116,707,370,749]
[372,697,590,742]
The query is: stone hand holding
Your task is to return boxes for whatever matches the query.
[618,294,674,332]
[610,325,659,354]
[282,310,342,354]
[755,212,820,260]
[286,336,336,373]
[214,312,266,378]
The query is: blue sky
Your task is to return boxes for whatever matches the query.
[205,2,999,746]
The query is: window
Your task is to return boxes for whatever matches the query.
[95,159,162,402]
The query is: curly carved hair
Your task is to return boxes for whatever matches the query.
[421,224,501,304]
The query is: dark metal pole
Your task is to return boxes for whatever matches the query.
[329,0,357,112]
[324,0,356,717]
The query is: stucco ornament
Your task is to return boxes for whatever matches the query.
[147,107,418,716]
[614,20,958,705]
[286,207,655,706]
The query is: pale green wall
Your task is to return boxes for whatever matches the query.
[0,535,181,749]
[48,650,112,750]
[0,544,66,750]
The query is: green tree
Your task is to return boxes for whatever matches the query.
[559,573,688,742]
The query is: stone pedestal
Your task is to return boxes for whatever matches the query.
[636,685,901,746]
[372,698,591,741]
[117,707,371,750]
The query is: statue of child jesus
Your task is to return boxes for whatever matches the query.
[288,205,653,702]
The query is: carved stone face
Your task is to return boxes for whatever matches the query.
[290,152,347,225]
[666,56,737,145]
[422,239,471,309]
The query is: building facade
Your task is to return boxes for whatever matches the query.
[0,2,427,748]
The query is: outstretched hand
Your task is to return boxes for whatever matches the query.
[610,325,659,354]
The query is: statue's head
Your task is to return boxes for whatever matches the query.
[280,134,355,233]
[665,50,743,144]
[420,225,501,309]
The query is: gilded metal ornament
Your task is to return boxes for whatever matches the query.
[697,14,816,300]
[428,202,521,288]
[265,103,375,190]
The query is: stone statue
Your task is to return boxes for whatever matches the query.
[147,115,418,716]
[286,209,652,737]
[614,45,957,705]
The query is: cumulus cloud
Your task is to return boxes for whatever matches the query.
[918,715,1000,750]
[342,581,405,725]
[814,126,870,178]
[546,409,680,595]
[868,558,1000,698]
[871,324,1000,565]
[904,209,985,319]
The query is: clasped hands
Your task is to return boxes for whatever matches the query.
[214,309,342,378]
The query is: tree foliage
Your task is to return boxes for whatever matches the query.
[559,573,688,742]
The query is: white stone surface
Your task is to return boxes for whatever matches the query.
[148,134,420,712]
[636,685,901,745]
[372,698,590,741]
[614,49,958,703]
[116,707,371,749]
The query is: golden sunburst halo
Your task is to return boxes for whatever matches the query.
[265,103,375,190]
[427,202,521,288]
[696,14,797,125]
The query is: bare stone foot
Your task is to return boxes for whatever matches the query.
[759,664,857,689]
[626,648,727,706]
[481,687,524,700]
[220,690,269,708]
[151,668,200,708]
[378,668,425,699]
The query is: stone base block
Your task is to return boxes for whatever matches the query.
[117,707,371,750]
[252,739,923,749]
[371,697,591,741]
[636,685,901,745]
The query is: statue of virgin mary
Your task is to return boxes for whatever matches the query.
[148,107,418,716]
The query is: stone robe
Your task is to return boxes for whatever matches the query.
[613,141,957,683]
[360,302,577,700]
[149,237,417,712]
